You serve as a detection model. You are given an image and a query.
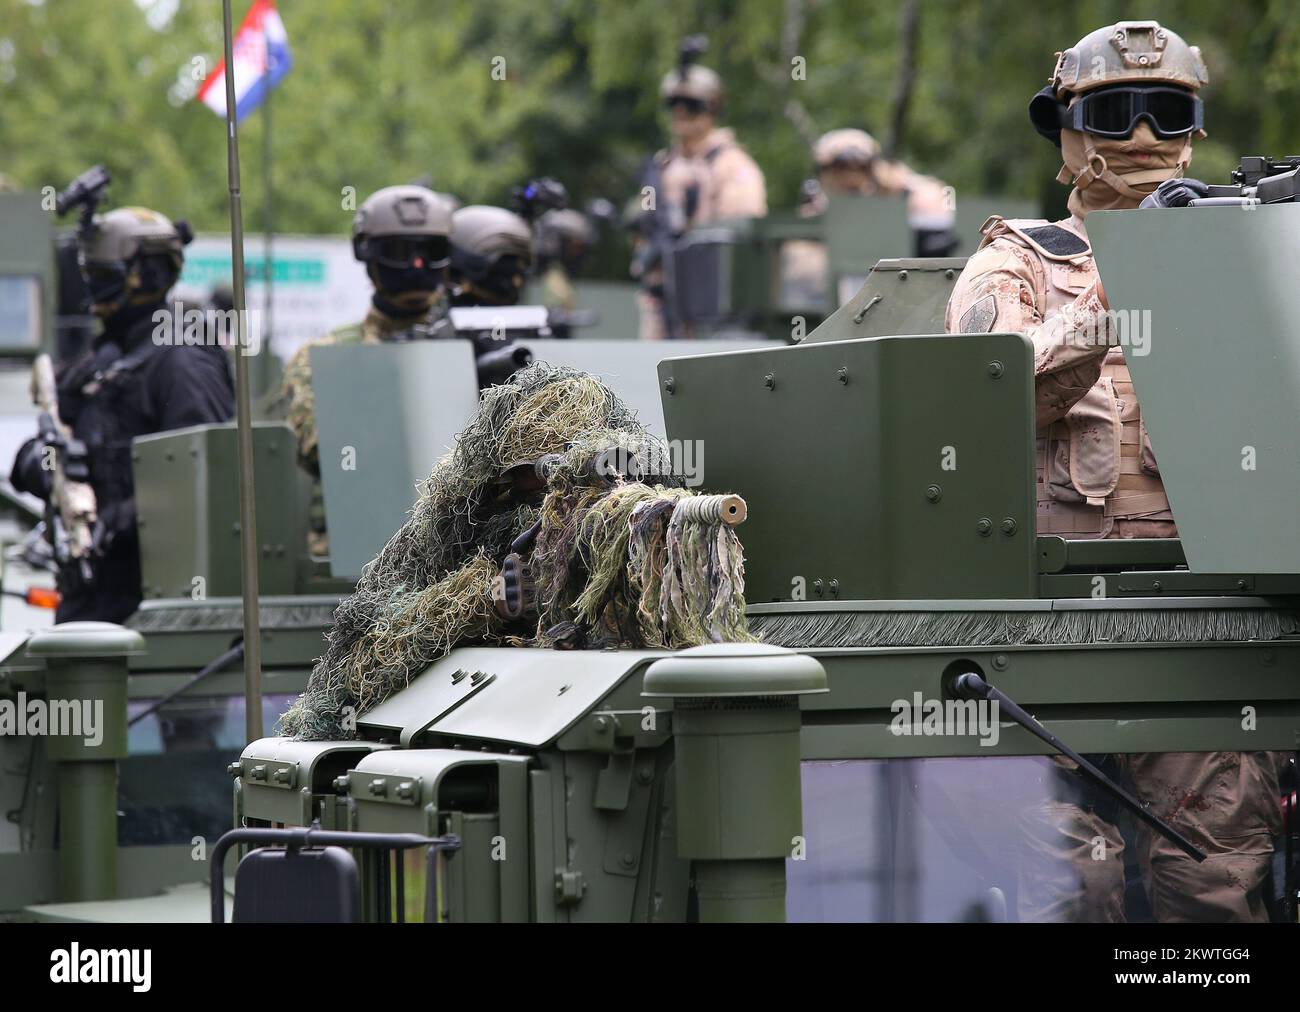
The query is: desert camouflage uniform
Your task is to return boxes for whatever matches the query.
[947,216,1283,922]
[802,160,954,234]
[637,127,767,340]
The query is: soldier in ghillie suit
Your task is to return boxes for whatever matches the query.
[946,20,1282,923]
[280,363,754,741]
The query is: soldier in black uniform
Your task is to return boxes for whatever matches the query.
[11,205,234,623]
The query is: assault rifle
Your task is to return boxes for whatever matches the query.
[29,354,97,585]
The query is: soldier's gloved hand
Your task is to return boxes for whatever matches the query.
[1140,177,1210,209]
[9,437,52,500]
[91,498,137,556]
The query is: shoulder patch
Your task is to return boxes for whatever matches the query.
[1021,224,1089,257]
[958,294,998,334]
[995,218,1091,262]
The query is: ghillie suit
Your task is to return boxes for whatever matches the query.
[280,363,753,740]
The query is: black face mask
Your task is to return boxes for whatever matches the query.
[450,248,528,306]
[81,254,177,318]
[82,262,128,308]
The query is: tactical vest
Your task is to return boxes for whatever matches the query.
[989,218,1174,538]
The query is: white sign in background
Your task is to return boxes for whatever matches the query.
[174,233,372,362]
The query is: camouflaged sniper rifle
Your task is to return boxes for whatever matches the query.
[30,354,97,585]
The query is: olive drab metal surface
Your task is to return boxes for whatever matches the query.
[1089,205,1300,574]
[311,341,480,578]
[821,195,1038,307]
[659,331,1038,601]
[823,193,913,303]
[803,258,967,344]
[952,196,1039,255]
[133,422,306,598]
[0,192,55,354]
[521,338,780,436]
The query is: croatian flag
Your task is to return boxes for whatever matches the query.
[196,0,293,122]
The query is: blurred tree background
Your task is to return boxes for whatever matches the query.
[2,0,1298,276]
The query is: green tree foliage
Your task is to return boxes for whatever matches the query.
[0,0,1295,257]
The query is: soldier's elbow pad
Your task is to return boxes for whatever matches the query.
[10,437,52,500]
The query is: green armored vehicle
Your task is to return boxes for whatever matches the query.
[218,198,1296,923]
[5,191,1299,924]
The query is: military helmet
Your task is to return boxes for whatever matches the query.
[79,206,188,269]
[77,206,191,316]
[353,185,455,264]
[450,206,533,306]
[535,208,594,271]
[537,209,593,247]
[451,205,532,263]
[660,64,723,112]
[812,129,881,169]
[1051,20,1208,97]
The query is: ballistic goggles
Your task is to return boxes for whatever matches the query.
[1061,85,1203,139]
[665,96,709,116]
[370,235,451,270]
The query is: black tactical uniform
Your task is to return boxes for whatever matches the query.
[12,303,235,623]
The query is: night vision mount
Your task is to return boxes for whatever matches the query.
[54,164,111,241]
[677,33,708,78]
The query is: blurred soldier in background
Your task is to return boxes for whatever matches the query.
[800,128,958,257]
[534,207,593,315]
[945,20,1281,923]
[10,204,234,622]
[448,204,534,308]
[279,184,455,481]
[632,38,767,339]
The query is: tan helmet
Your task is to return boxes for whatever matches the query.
[450,205,534,306]
[535,208,593,270]
[1051,20,1208,97]
[660,64,723,112]
[79,206,187,269]
[537,208,593,246]
[352,185,454,261]
[451,205,533,263]
[812,129,881,169]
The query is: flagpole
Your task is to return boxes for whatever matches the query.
[221,0,264,744]
[262,16,274,396]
